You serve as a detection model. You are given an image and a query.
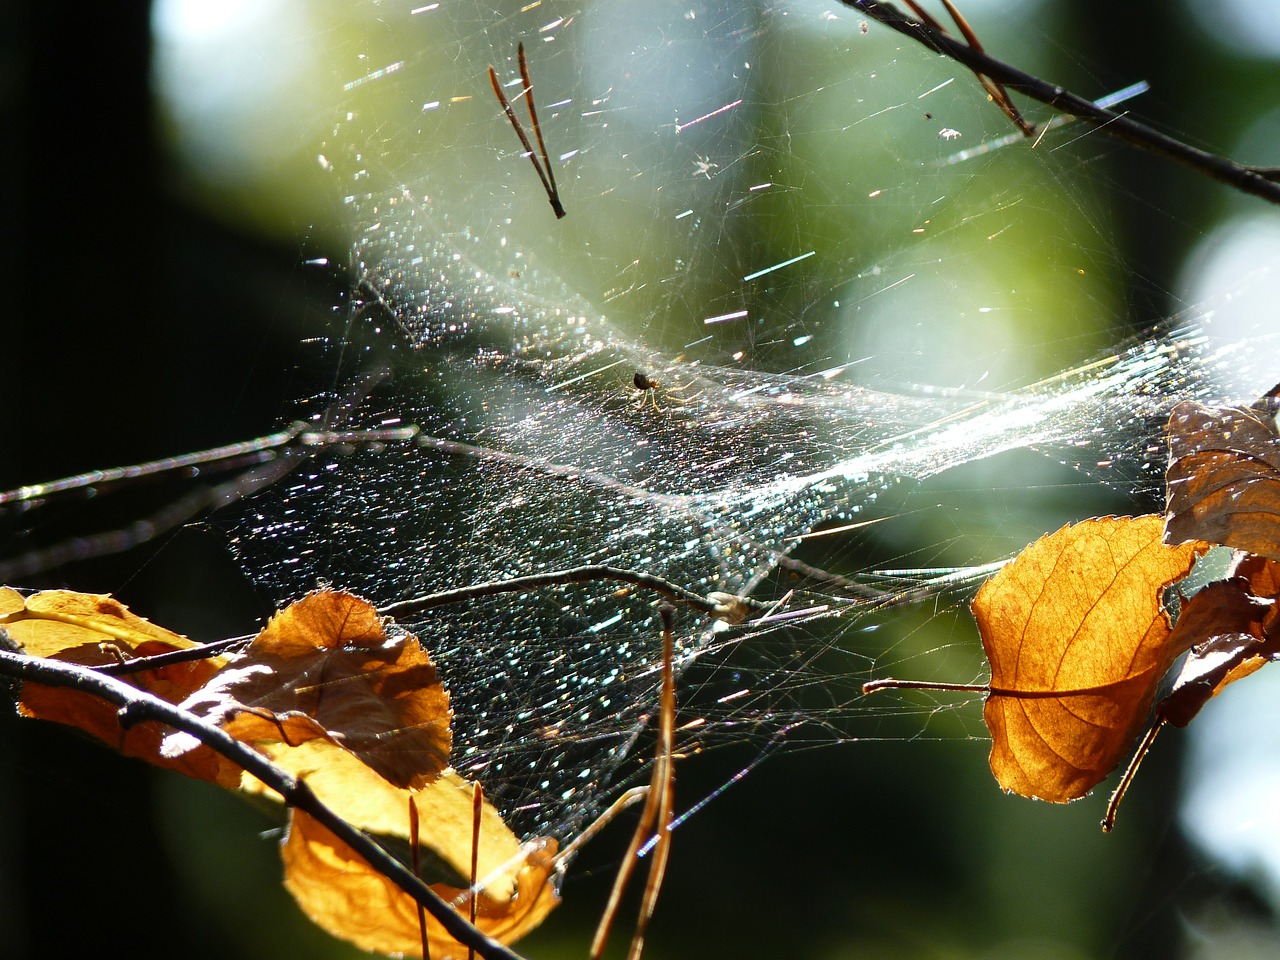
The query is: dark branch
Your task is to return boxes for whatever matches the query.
[845,0,1280,205]
[0,645,530,960]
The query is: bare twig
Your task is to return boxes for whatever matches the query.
[589,605,677,960]
[0,371,417,582]
[0,644,529,960]
[378,564,768,623]
[489,42,567,219]
[845,0,1280,205]
[94,564,765,681]
[904,0,1033,135]
[408,796,432,960]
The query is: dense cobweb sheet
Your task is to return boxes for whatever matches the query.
[229,0,1279,842]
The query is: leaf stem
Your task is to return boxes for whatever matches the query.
[1102,721,1164,833]
[863,677,990,695]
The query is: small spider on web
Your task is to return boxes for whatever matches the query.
[692,155,718,179]
[631,371,701,413]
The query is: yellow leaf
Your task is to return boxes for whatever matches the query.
[974,515,1208,801]
[283,807,559,959]
[1,588,237,787]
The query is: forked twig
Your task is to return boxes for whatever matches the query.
[589,605,678,960]
[846,0,1280,205]
[904,0,1034,136]
[489,42,567,219]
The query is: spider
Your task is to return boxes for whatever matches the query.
[632,371,700,412]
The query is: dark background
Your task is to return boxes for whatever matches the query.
[2,3,1275,959]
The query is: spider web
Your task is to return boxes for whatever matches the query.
[221,0,1279,849]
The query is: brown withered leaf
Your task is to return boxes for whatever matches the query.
[0,587,237,786]
[265,744,560,957]
[974,516,1208,802]
[1232,552,1280,605]
[167,590,451,790]
[1165,388,1280,560]
[1155,576,1277,727]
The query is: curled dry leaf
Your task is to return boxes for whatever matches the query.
[974,516,1208,802]
[1165,387,1280,559]
[1154,558,1280,728]
[167,590,451,790]
[285,810,559,959]
[258,740,560,958]
[0,587,238,787]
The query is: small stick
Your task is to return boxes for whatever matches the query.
[469,782,484,960]
[489,43,567,218]
[903,0,1032,136]
[1102,722,1163,833]
[937,0,1033,136]
[628,605,677,960]
[589,605,678,960]
[517,43,561,210]
[409,796,432,960]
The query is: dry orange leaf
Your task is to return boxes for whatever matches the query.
[1165,389,1280,560]
[252,740,559,957]
[0,587,237,786]
[168,590,451,790]
[974,515,1208,802]
[243,741,528,891]
[284,805,559,959]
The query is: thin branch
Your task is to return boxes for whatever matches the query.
[0,645,529,960]
[96,565,767,680]
[0,370,417,582]
[94,633,257,675]
[904,0,1033,136]
[845,0,1280,205]
[377,564,769,623]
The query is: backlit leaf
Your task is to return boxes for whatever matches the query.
[0,588,236,786]
[283,805,560,959]
[974,516,1208,802]
[257,742,560,957]
[244,741,529,894]
[167,590,452,790]
[1165,388,1280,560]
